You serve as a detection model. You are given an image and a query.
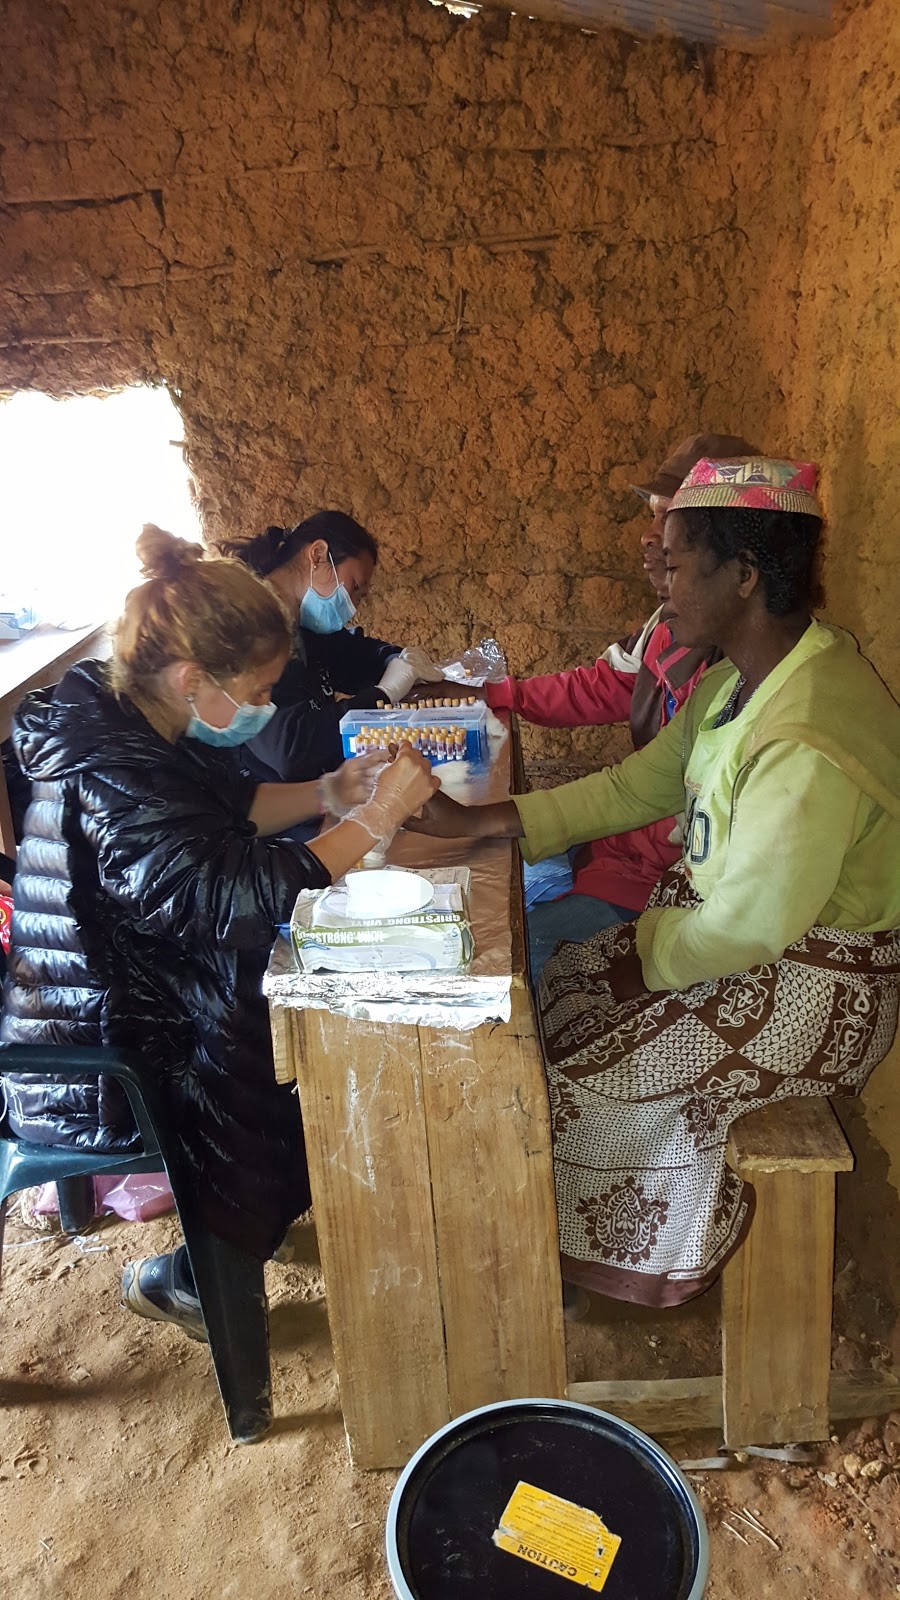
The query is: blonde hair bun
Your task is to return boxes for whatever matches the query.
[113,523,292,700]
[136,524,205,583]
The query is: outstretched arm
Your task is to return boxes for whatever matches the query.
[406,700,686,858]
[485,617,658,729]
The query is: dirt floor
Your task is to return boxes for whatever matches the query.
[3,1097,900,1600]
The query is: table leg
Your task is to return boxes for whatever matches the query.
[0,765,16,859]
[419,984,567,1413]
[289,1008,450,1469]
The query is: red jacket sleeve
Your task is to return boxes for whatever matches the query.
[485,616,658,729]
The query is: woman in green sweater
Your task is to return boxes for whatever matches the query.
[410,458,900,1307]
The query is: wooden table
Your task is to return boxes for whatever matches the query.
[0,622,109,856]
[268,722,567,1469]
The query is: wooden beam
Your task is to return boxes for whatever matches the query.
[829,1370,900,1422]
[567,1375,722,1433]
[567,1371,900,1438]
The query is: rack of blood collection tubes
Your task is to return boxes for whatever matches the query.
[339,697,489,765]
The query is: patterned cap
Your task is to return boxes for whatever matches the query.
[669,457,822,517]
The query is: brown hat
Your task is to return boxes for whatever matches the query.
[631,432,762,501]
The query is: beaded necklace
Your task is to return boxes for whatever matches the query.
[713,674,757,728]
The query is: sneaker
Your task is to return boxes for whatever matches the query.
[122,1251,207,1342]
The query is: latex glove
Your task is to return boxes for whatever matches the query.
[400,645,444,684]
[377,645,444,702]
[345,745,439,851]
[318,752,386,817]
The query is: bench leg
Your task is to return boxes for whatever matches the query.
[722,1168,835,1448]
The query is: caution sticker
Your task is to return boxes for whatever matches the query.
[493,1479,622,1591]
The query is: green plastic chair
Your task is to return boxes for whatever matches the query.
[0,1044,272,1443]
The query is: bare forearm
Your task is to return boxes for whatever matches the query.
[408,797,523,839]
[249,781,322,836]
[472,799,523,838]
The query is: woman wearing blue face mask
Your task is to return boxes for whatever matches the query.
[1,526,437,1342]
[221,510,444,788]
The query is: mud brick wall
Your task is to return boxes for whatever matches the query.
[0,0,897,775]
[0,0,796,765]
[770,0,900,693]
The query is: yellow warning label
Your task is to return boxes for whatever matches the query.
[492,1479,622,1591]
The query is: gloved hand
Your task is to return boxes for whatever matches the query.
[318,752,386,817]
[377,645,444,702]
[345,745,440,851]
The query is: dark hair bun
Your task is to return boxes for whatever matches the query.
[222,525,288,577]
[136,524,205,583]
[218,514,376,577]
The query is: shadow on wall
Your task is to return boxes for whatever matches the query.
[822,403,872,660]
[860,1033,900,1198]
[835,1064,900,1365]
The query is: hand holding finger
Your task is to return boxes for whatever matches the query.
[401,789,471,836]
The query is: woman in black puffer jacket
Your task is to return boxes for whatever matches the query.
[0,527,436,1339]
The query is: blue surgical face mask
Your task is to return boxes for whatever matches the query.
[185,680,277,747]
[299,553,357,634]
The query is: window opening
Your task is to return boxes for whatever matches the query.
[0,386,201,632]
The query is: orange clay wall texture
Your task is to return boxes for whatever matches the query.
[1,0,897,772]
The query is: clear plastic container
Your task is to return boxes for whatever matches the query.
[0,604,39,641]
[339,700,489,764]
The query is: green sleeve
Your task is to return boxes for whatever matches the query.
[512,705,688,864]
[636,742,867,990]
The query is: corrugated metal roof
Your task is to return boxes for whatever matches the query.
[433,0,834,47]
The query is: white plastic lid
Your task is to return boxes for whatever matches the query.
[344,868,434,920]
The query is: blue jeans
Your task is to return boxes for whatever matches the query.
[526,894,638,986]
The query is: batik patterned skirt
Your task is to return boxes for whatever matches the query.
[538,868,900,1307]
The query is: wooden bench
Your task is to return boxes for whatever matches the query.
[569,1097,900,1447]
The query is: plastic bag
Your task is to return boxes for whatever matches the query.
[438,637,507,687]
[522,852,575,911]
[30,1173,175,1223]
